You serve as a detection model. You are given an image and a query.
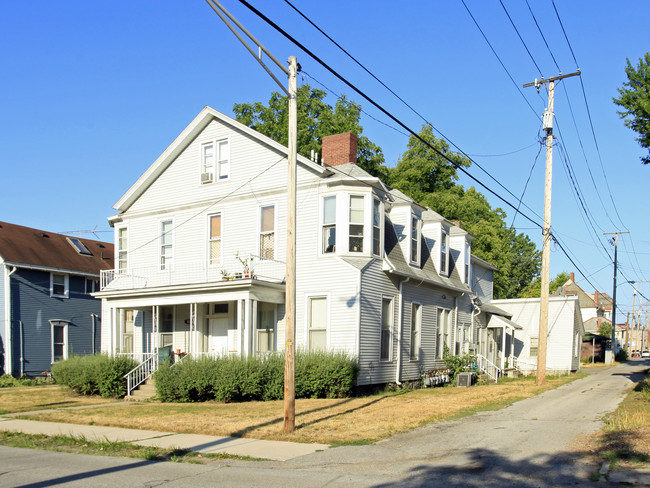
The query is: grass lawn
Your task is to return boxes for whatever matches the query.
[582,369,650,470]
[0,386,117,415]
[10,374,580,445]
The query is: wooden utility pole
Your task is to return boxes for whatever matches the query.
[203,0,297,432]
[284,56,297,433]
[604,231,628,362]
[523,71,580,385]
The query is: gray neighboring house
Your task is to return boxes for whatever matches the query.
[0,221,114,376]
[96,107,525,390]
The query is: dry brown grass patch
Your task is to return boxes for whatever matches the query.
[0,386,115,415]
[20,375,577,444]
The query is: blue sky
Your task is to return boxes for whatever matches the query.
[1,1,649,318]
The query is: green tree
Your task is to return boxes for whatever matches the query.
[613,53,650,165]
[233,84,388,179]
[520,271,571,298]
[598,321,612,338]
[388,127,541,299]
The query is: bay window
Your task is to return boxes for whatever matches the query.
[372,198,381,256]
[349,195,364,252]
[322,196,336,254]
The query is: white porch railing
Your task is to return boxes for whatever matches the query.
[513,357,537,376]
[101,255,285,291]
[124,353,157,397]
[476,354,502,383]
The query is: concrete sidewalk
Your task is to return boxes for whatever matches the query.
[0,417,329,461]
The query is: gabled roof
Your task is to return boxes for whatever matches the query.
[0,221,114,275]
[114,106,331,212]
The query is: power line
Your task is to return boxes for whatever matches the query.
[499,0,543,76]
[525,0,561,72]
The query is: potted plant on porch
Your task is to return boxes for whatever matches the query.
[236,252,254,279]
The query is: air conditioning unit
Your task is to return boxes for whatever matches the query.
[201,172,213,183]
[456,372,475,387]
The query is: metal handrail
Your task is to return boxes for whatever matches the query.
[475,353,502,383]
[512,357,537,376]
[124,353,158,397]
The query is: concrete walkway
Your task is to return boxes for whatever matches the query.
[0,417,329,461]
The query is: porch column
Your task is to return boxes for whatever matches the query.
[251,299,258,355]
[236,299,243,357]
[243,297,252,357]
[152,305,159,351]
[111,307,117,356]
[510,328,515,363]
[189,303,197,355]
[500,326,507,370]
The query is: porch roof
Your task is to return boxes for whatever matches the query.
[487,314,523,331]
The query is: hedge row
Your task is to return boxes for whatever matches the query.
[51,354,137,398]
[154,351,359,402]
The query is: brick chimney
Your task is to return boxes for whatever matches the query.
[322,132,357,166]
[570,272,575,282]
[595,290,599,306]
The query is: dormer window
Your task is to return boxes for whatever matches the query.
[372,198,381,256]
[465,241,471,284]
[440,229,449,275]
[410,215,421,265]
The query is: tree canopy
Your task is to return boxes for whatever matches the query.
[613,52,650,165]
[233,84,387,179]
[520,271,571,299]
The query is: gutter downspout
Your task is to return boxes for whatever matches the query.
[5,266,17,376]
[395,277,410,385]
[91,314,98,354]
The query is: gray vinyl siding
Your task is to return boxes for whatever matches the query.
[472,264,494,302]
[9,268,101,376]
[358,260,399,385]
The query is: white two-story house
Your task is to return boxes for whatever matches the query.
[97,106,500,387]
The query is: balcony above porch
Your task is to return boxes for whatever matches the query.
[100,255,285,292]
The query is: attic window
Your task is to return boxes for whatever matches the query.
[67,237,92,256]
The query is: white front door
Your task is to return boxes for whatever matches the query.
[209,318,229,355]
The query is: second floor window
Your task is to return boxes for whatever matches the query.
[117,227,127,272]
[410,215,420,265]
[465,242,471,284]
[260,205,275,259]
[372,199,381,256]
[201,139,230,183]
[51,273,68,298]
[349,195,364,252]
[440,230,449,275]
[209,214,222,265]
[160,220,173,270]
[322,196,336,254]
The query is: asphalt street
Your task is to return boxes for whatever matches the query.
[1,360,648,487]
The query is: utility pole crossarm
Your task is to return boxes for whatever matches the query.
[522,70,581,88]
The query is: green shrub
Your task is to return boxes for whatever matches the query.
[616,349,629,362]
[443,346,477,383]
[0,375,43,387]
[51,354,136,398]
[154,351,359,402]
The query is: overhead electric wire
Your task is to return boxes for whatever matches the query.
[282,0,545,226]
[237,0,546,231]
[499,0,543,76]
[460,0,539,118]
[525,0,561,72]
[551,0,628,231]
[510,138,543,229]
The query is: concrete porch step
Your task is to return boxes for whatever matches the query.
[126,378,156,401]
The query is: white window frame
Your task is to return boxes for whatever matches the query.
[380,296,394,362]
[464,241,471,284]
[440,229,449,276]
[85,277,99,295]
[410,302,421,360]
[321,195,337,255]
[348,194,365,253]
[258,203,276,260]
[437,307,451,359]
[51,321,68,363]
[530,336,539,357]
[200,138,230,183]
[372,198,383,257]
[207,212,223,266]
[256,302,277,354]
[116,226,128,272]
[159,305,175,349]
[159,218,174,271]
[305,294,329,351]
[50,273,69,298]
[410,214,421,266]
